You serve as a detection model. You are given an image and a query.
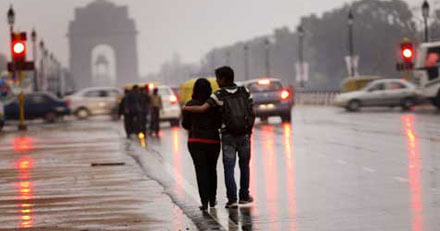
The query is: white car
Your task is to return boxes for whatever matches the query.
[157,85,181,126]
[66,87,122,119]
[335,79,419,111]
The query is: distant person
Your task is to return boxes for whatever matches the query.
[182,78,222,211]
[149,88,162,136]
[124,85,142,137]
[139,85,151,135]
[183,66,255,208]
[118,89,131,138]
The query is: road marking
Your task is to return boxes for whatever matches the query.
[362,167,376,173]
[393,176,409,183]
[336,160,347,165]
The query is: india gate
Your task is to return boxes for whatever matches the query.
[68,0,139,89]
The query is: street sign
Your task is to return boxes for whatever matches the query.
[345,55,359,76]
[7,62,34,72]
[295,62,309,82]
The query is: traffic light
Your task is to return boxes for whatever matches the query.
[11,32,27,65]
[401,42,414,63]
[8,32,34,72]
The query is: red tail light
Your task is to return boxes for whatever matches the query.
[280,90,290,100]
[169,95,178,104]
[65,98,71,107]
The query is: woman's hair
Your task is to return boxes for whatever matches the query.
[192,78,212,101]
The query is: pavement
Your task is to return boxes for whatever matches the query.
[0,119,198,230]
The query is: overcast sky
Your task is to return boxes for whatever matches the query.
[0,0,418,76]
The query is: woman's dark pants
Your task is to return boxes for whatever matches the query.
[188,142,220,206]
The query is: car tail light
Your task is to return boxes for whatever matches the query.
[65,98,71,107]
[169,95,178,104]
[280,90,290,100]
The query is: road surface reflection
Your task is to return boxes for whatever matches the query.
[402,115,423,231]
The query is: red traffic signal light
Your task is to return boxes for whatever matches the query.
[401,42,414,62]
[10,32,27,64]
[13,41,26,56]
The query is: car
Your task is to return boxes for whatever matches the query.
[4,92,70,123]
[340,75,382,93]
[242,78,294,122]
[66,87,122,119]
[335,79,419,111]
[157,85,181,126]
[0,100,4,131]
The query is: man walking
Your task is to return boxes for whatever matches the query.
[149,88,162,137]
[121,85,141,138]
[139,85,151,135]
[183,66,255,208]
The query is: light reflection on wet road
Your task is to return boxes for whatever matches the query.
[147,106,440,230]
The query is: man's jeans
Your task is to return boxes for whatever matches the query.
[222,133,251,202]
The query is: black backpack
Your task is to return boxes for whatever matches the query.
[218,87,255,135]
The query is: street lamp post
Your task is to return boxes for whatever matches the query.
[347,9,355,77]
[7,5,15,34]
[39,41,45,91]
[31,28,38,91]
[7,5,15,74]
[264,38,270,77]
[297,25,305,88]
[422,0,430,43]
[243,44,249,81]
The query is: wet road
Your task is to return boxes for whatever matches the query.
[0,119,197,230]
[143,105,440,230]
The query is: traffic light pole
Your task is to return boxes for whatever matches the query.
[18,72,26,131]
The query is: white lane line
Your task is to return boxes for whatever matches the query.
[336,160,347,165]
[393,176,409,183]
[362,167,376,173]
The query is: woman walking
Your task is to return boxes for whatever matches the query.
[182,78,221,211]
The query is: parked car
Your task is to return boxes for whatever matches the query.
[66,87,122,119]
[0,100,4,131]
[335,79,419,111]
[157,85,181,126]
[242,78,294,122]
[4,92,70,123]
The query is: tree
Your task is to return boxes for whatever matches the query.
[301,0,417,89]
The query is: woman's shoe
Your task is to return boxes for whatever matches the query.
[209,200,217,208]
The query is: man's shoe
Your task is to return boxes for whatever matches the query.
[239,195,254,204]
[225,201,238,209]
[199,204,208,211]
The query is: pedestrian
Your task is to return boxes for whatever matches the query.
[149,88,162,136]
[123,85,142,137]
[118,89,131,138]
[182,78,222,211]
[139,85,151,135]
[183,66,256,208]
